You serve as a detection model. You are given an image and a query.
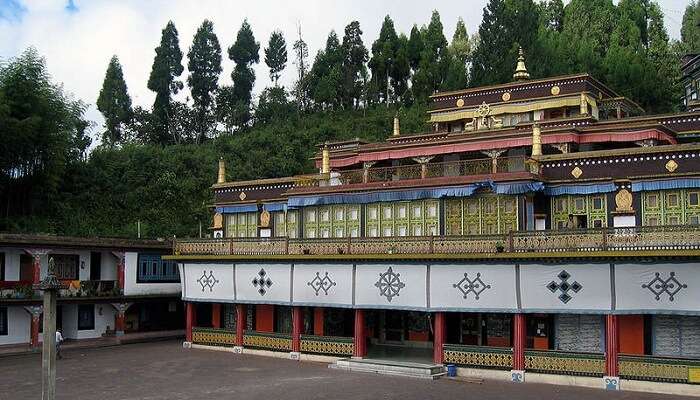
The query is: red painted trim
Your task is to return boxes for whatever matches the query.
[292,307,302,353]
[115,312,125,333]
[512,314,526,371]
[353,309,366,358]
[211,304,221,329]
[324,129,676,168]
[256,305,274,333]
[32,256,40,285]
[235,304,246,346]
[185,303,196,342]
[433,312,446,364]
[313,308,324,336]
[605,314,619,376]
[30,315,40,348]
[117,257,125,291]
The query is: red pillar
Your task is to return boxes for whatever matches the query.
[30,314,40,348]
[185,302,196,343]
[116,253,125,293]
[32,254,41,285]
[605,314,619,377]
[292,307,302,353]
[353,309,366,358]
[433,312,446,364]
[115,311,126,335]
[513,314,526,371]
[313,307,324,336]
[212,304,221,329]
[235,304,246,346]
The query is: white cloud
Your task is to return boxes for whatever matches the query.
[0,0,687,146]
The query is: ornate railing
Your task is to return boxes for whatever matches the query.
[300,335,354,356]
[619,354,700,384]
[524,350,605,377]
[192,327,236,347]
[338,156,527,185]
[242,331,292,351]
[443,344,513,370]
[174,225,700,256]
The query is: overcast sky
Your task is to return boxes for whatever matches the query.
[0,0,692,143]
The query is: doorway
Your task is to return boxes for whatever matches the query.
[366,310,433,363]
[90,252,101,281]
[19,254,33,282]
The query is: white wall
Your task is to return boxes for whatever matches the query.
[0,306,30,345]
[100,252,118,281]
[60,303,115,340]
[2,248,24,281]
[123,252,180,296]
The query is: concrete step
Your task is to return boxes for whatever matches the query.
[330,358,446,380]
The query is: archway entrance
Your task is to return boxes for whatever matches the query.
[365,310,433,363]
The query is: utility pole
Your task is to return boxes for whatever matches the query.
[34,257,66,400]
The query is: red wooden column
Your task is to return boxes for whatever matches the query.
[212,304,221,329]
[605,314,619,377]
[30,314,40,347]
[115,252,125,293]
[433,312,446,364]
[185,302,197,343]
[512,314,526,371]
[292,307,302,353]
[313,308,324,336]
[235,304,246,346]
[32,254,41,285]
[115,311,125,335]
[353,309,366,358]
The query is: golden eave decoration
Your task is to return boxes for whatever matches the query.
[571,166,583,179]
[665,159,678,173]
[239,192,247,200]
[456,98,465,107]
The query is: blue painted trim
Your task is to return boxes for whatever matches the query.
[632,178,700,192]
[544,182,617,196]
[216,204,258,213]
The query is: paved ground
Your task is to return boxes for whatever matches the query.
[0,340,695,400]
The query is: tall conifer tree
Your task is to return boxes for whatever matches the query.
[147,21,184,144]
[368,16,399,103]
[97,55,133,146]
[187,19,222,143]
[264,30,288,85]
[227,19,260,129]
[341,21,368,109]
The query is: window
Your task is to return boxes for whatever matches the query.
[646,194,658,208]
[137,254,180,283]
[0,307,6,335]
[0,253,4,281]
[78,305,95,330]
[667,193,679,208]
[53,255,79,280]
[592,196,604,211]
[689,192,700,207]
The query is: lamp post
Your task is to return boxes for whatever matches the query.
[34,257,66,400]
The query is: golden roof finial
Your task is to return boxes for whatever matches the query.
[513,47,530,81]
[217,157,226,184]
[321,144,331,174]
[393,114,400,136]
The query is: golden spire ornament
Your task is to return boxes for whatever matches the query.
[513,47,530,81]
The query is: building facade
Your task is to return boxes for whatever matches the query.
[0,235,182,347]
[170,54,700,390]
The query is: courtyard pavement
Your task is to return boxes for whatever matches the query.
[0,340,696,400]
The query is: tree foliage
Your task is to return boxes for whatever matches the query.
[264,30,288,85]
[147,21,184,145]
[187,19,222,143]
[226,19,260,130]
[0,48,90,231]
[97,55,133,146]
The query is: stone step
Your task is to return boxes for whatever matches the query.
[330,358,446,380]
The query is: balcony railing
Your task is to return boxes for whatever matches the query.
[173,225,700,257]
[337,156,528,185]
